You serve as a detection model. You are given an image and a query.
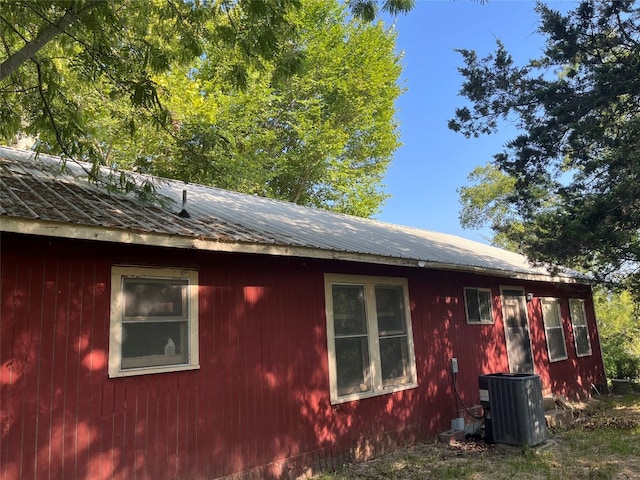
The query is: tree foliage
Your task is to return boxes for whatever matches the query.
[458,163,521,249]
[594,288,640,379]
[1,0,303,181]
[11,0,402,216]
[451,0,640,295]
[1,0,411,210]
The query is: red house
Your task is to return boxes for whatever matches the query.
[0,146,606,480]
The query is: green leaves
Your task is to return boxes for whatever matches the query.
[452,1,640,296]
[39,0,402,217]
[1,0,407,212]
[347,0,415,22]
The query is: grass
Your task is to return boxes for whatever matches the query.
[315,393,640,480]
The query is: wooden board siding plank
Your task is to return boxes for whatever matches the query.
[119,380,133,480]
[210,275,228,479]
[61,258,84,480]
[255,273,275,469]
[197,269,214,478]
[193,273,207,478]
[285,274,297,452]
[145,379,160,480]
[175,375,189,478]
[97,381,114,479]
[292,272,312,450]
[0,254,19,480]
[270,272,287,465]
[236,274,248,473]
[243,284,258,472]
[226,271,243,476]
[73,263,90,480]
[75,261,100,480]
[49,260,72,478]
[135,378,150,480]
[211,271,223,478]
[32,256,59,480]
[285,269,298,456]
[90,259,113,480]
[157,377,171,479]
[14,255,44,480]
[237,271,251,474]
[129,379,142,480]
[167,375,180,478]
[95,262,113,480]
[260,273,275,467]
[185,374,200,479]
[123,380,142,480]
[308,271,329,451]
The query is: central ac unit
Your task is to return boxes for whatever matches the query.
[479,373,547,446]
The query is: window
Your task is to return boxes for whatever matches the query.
[569,299,592,357]
[324,274,417,404]
[109,266,199,377]
[541,298,568,362]
[463,287,494,324]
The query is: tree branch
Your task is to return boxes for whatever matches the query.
[0,4,93,82]
[33,57,99,183]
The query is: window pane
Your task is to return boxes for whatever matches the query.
[332,285,367,335]
[570,300,586,326]
[575,326,591,356]
[122,321,188,365]
[379,336,409,384]
[375,286,406,334]
[478,290,492,322]
[542,301,561,327]
[124,279,188,318]
[465,288,480,323]
[335,337,371,396]
[504,299,526,328]
[548,328,567,360]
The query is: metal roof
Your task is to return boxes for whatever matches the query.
[0,146,582,282]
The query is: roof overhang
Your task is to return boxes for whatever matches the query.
[1,216,586,285]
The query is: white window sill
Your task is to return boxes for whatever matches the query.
[330,382,418,405]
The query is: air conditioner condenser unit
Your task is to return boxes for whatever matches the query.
[479,373,547,446]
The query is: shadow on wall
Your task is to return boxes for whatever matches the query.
[1,242,450,480]
[2,240,604,480]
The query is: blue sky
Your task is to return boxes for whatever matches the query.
[375,0,576,243]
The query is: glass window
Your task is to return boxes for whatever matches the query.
[569,299,592,357]
[464,287,494,324]
[541,298,568,362]
[332,284,372,396]
[109,267,199,377]
[325,275,417,404]
[375,286,411,386]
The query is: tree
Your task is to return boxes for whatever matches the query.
[450,0,640,296]
[87,0,402,216]
[594,288,640,380]
[458,163,521,249]
[0,1,412,164]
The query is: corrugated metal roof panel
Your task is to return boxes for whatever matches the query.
[0,146,581,281]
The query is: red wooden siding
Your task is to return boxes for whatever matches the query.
[0,234,606,480]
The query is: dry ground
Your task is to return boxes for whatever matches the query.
[316,392,640,480]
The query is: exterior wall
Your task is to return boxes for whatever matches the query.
[0,233,606,480]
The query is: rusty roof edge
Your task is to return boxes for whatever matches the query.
[0,216,586,285]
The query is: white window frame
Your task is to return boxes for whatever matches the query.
[540,298,568,362]
[324,274,417,404]
[109,266,200,378]
[463,287,494,324]
[569,298,592,357]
